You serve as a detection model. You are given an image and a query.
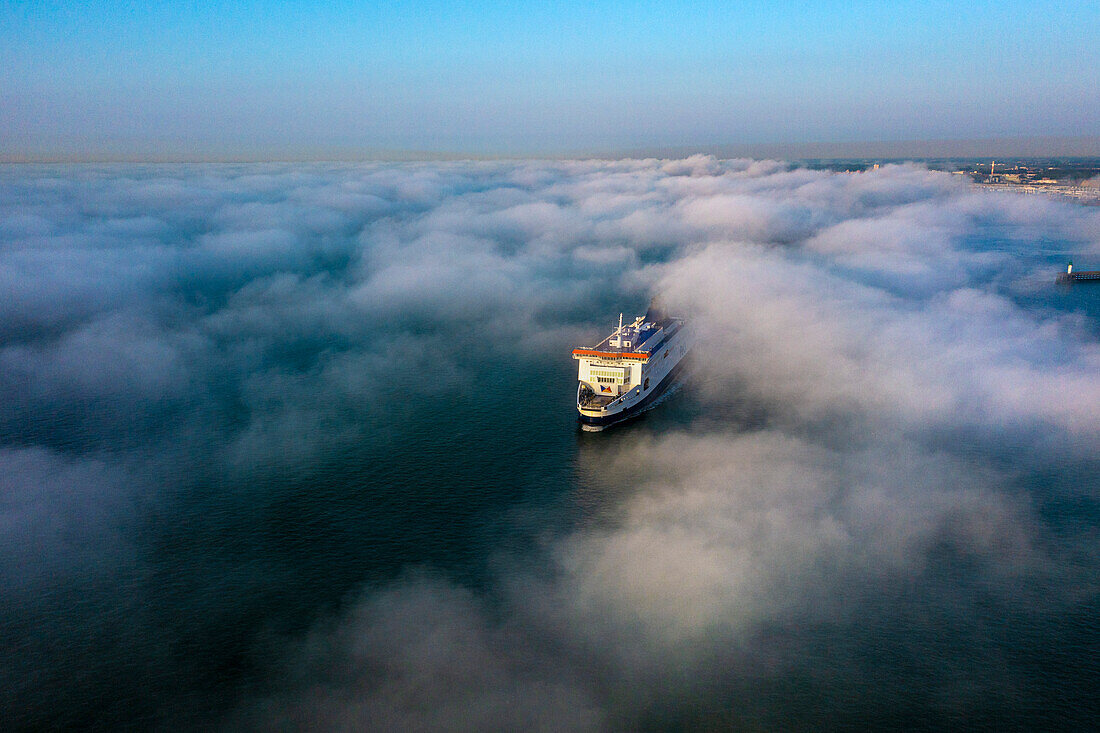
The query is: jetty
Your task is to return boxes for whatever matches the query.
[1057,262,1100,283]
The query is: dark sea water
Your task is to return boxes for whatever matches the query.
[1,161,1098,730]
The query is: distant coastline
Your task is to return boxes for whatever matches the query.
[3,136,1100,165]
[613,136,1100,162]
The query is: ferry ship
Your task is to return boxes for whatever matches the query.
[573,302,691,430]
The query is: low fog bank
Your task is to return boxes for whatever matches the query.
[2,158,1099,729]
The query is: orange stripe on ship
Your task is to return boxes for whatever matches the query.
[572,349,649,360]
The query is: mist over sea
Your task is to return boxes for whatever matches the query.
[2,158,1098,730]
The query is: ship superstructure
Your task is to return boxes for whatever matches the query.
[573,302,691,430]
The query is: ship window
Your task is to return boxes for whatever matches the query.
[589,368,626,383]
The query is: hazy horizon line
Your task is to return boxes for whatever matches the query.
[3,135,1099,165]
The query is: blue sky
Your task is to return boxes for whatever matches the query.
[3,1,1099,157]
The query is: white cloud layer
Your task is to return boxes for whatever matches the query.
[2,158,1098,729]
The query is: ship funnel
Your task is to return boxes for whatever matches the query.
[644,297,669,325]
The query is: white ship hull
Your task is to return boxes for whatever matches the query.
[573,304,691,430]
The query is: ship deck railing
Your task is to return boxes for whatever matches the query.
[579,395,616,409]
